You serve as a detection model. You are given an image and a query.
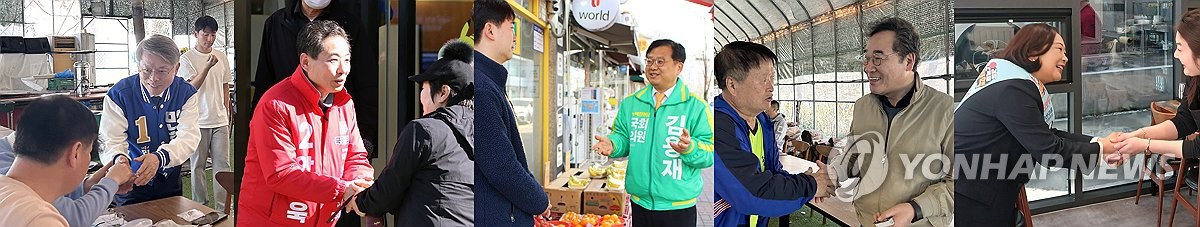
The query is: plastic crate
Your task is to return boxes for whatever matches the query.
[48,78,75,91]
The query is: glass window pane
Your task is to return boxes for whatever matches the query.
[95,68,130,85]
[512,0,532,13]
[85,17,132,87]
[922,75,952,94]
[95,52,130,69]
[95,44,127,52]
[504,18,544,182]
[813,23,834,61]
[1081,0,1177,192]
[1026,92,1074,201]
[90,19,128,44]
[954,21,1066,90]
[0,24,21,36]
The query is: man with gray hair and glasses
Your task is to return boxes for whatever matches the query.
[841,17,953,226]
[99,34,201,205]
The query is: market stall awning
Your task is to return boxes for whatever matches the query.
[605,51,630,65]
[571,19,638,55]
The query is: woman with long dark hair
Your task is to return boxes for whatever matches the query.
[953,23,1120,226]
[1111,9,1200,162]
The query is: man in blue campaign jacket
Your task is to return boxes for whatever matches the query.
[712,41,833,227]
[100,35,201,205]
[471,1,549,226]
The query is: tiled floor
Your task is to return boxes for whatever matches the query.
[1033,189,1199,226]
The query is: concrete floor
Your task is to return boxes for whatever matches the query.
[700,167,713,226]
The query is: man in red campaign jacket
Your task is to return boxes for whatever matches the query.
[239,20,374,226]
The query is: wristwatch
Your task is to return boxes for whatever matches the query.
[908,200,923,223]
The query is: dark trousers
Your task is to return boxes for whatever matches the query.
[336,214,360,227]
[631,203,697,227]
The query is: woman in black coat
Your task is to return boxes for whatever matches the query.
[953,23,1119,227]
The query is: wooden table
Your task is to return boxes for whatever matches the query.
[775,156,858,226]
[109,196,232,227]
[808,198,859,227]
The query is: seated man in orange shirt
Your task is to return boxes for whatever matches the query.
[0,95,117,226]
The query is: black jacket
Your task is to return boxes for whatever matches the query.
[954,79,1100,227]
[1170,99,1200,159]
[354,103,474,226]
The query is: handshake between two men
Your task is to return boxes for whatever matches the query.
[592,128,837,202]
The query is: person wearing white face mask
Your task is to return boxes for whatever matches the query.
[302,0,331,10]
[252,2,380,193]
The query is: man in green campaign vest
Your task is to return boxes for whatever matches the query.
[592,39,714,227]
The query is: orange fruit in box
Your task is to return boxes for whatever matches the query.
[558,212,624,227]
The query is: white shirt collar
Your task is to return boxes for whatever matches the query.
[654,83,675,99]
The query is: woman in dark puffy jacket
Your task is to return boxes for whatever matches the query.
[349,41,475,226]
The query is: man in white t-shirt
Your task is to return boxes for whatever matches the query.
[0,95,114,226]
[177,15,231,209]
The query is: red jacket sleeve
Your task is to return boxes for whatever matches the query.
[251,100,347,203]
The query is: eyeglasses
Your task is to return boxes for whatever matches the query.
[140,68,172,77]
[857,52,900,66]
[646,58,673,67]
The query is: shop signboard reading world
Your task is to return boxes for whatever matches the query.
[573,0,619,32]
